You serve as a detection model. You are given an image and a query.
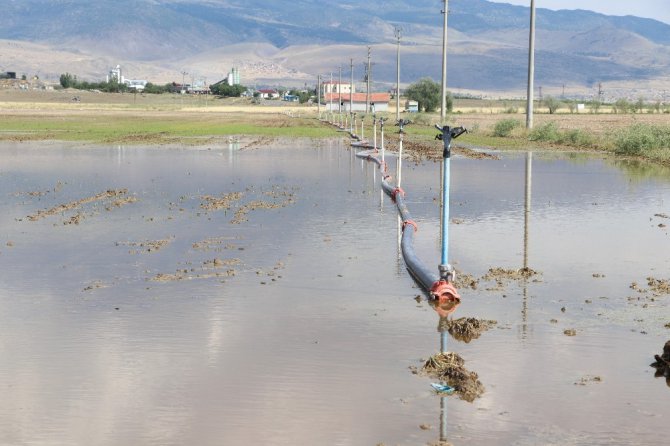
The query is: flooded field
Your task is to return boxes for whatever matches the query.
[1,139,668,445]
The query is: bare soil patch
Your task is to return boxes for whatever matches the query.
[26,189,135,222]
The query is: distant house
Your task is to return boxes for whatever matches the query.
[320,80,354,97]
[258,89,279,99]
[125,79,148,91]
[0,72,17,80]
[324,92,391,112]
[405,100,419,113]
[283,94,299,102]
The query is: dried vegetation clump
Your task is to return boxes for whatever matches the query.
[650,340,670,384]
[27,189,135,222]
[420,352,484,402]
[200,191,244,211]
[118,237,173,254]
[442,317,497,343]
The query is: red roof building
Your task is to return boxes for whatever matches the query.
[323,92,391,112]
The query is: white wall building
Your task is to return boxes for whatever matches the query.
[107,65,124,84]
[321,80,353,96]
[227,67,240,86]
[125,79,148,90]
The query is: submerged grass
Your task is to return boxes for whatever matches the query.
[3,103,670,165]
[0,113,340,143]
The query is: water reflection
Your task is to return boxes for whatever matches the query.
[522,152,532,336]
[2,142,670,445]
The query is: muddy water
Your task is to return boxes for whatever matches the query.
[0,141,668,445]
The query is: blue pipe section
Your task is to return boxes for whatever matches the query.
[356,149,440,292]
[441,157,450,266]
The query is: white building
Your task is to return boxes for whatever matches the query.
[227,67,240,86]
[321,80,354,96]
[125,79,148,91]
[324,92,390,112]
[107,65,124,83]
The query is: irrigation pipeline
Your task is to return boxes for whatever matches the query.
[323,113,466,307]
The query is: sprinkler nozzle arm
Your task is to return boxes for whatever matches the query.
[450,126,467,139]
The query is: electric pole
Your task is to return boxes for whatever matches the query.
[350,58,354,132]
[440,0,448,124]
[317,74,321,117]
[339,65,343,116]
[526,0,536,129]
[366,46,372,113]
[395,26,402,122]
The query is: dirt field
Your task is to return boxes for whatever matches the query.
[1,86,669,155]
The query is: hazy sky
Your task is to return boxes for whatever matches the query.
[488,0,670,24]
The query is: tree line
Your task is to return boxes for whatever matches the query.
[59,73,249,97]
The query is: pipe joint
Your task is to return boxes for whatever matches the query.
[402,219,418,233]
[438,263,455,282]
[430,279,461,304]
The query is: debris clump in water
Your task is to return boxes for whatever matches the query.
[441,317,497,343]
[420,352,484,402]
[650,340,670,387]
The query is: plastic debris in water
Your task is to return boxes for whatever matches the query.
[431,382,455,394]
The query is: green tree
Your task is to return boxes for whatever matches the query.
[405,78,453,113]
[589,100,602,113]
[143,83,170,94]
[210,81,246,97]
[543,96,562,114]
[613,99,632,114]
[60,73,76,88]
[635,97,646,113]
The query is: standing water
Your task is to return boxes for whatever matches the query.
[0,140,668,445]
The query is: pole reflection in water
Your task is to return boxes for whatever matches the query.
[116,145,126,166]
[431,298,459,445]
[228,138,240,164]
[522,152,533,335]
[524,152,532,271]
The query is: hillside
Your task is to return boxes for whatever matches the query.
[2,0,670,97]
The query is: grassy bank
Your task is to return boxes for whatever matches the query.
[1,90,669,164]
[0,111,340,143]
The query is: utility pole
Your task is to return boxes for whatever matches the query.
[329,72,333,119]
[395,26,402,122]
[598,82,604,102]
[440,0,448,124]
[366,46,371,113]
[181,70,188,108]
[526,0,536,129]
[338,65,343,117]
[317,74,321,117]
[350,58,354,133]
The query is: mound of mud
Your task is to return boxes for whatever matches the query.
[440,317,497,343]
[421,352,484,402]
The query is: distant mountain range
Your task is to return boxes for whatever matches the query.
[2,0,670,98]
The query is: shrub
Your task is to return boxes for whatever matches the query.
[492,119,521,137]
[613,124,670,156]
[543,96,562,114]
[559,129,594,147]
[411,113,435,126]
[529,122,560,142]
